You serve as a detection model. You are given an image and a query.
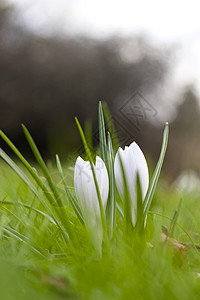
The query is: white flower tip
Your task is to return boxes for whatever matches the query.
[75,156,90,171]
[129,141,141,152]
[76,156,84,163]
[115,147,123,157]
[165,122,169,125]
[95,155,102,164]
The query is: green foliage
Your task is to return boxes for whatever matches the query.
[143,122,169,217]
[0,102,199,299]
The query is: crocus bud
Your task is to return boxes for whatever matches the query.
[74,155,109,250]
[114,142,149,226]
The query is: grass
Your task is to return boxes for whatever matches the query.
[1,165,200,299]
[0,103,200,299]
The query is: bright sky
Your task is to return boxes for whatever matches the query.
[7,0,200,99]
[7,0,200,40]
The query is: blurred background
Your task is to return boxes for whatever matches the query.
[0,0,200,181]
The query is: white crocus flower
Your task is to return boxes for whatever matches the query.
[74,155,109,250]
[114,142,149,226]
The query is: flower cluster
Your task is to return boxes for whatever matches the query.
[74,142,149,228]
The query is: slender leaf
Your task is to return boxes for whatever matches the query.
[99,101,108,166]
[148,210,198,254]
[102,102,119,152]
[143,122,169,216]
[168,198,182,237]
[106,132,116,238]
[2,225,46,258]
[118,153,132,234]
[0,130,56,207]
[22,125,62,207]
[1,200,56,225]
[0,147,70,244]
[56,155,84,224]
[116,202,124,218]
[21,125,76,245]
[135,174,144,233]
[84,120,93,150]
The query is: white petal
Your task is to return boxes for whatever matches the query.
[129,142,149,199]
[114,142,149,226]
[74,156,98,213]
[114,148,124,201]
[74,155,109,214]
[94,156,109,208]
[74,155,109,252]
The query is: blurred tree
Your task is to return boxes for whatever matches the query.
[1,0,200,180]
[168,88,200,177]
[140,87,200,179]
[172,88,200,135]
[0,0,170,159]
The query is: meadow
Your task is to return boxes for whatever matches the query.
[0,103,200,300]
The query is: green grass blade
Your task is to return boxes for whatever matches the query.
[21,125,76,245]
[84,120,93,150]
[102,102,119,152]
[21,124,62,207]
[148,211,198,254]
[0,147,70,244]
[2,225,46,258]
[116,202,124,218]
[0,204,27,227]
[143,122,169,216]
[56,155,84,224]
[0,130,56,207]
[0,148,50,209]
[1,200,56,225]
[118,154,132,234]
[99,101,108,166]
[135,174,145,233]
[106,132,116,238]
[168,198,182,237]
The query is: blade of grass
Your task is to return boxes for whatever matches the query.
[118,153,132,235]
[22,125,63,208]
[168,198,182,237]
[0,131,57,208]
[1,200,57,225]
[0,147,70,244]
[148,211,198,254]
[143,122,169,216]
[56,155,84,224]
[2,225,46,258]
[99,101,108,166]
[135,174,145,233]
[102,102,119,152]
[0,205,27,227]
[21,125,76,245]
[106,132,116,239]
[27,194,36,218]
[0,148,51,210]
[84,120,93,150]
[116,202,124,218]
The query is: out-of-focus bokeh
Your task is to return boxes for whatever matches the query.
[1,0,200,180]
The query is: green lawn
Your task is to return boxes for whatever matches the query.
[0,103,200,299]
[1,159,200,300]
